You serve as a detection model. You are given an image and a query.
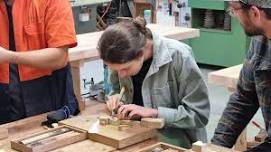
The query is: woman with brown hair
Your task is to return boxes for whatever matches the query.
[97,17,210,148]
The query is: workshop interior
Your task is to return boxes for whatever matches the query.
[0,0,269,152]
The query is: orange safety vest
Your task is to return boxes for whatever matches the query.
[0,0,77,83]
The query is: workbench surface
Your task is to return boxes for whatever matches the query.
[0,101,158,152]
[208,64,242,90]
[0,101,240,152]
[68,24,200,62]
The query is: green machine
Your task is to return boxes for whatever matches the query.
[188,0,250,67]
[70,0,110,34]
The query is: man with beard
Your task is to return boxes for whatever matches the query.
[211,0,271,151]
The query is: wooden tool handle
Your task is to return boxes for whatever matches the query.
[119,87,126,101]
[112,87,126,116]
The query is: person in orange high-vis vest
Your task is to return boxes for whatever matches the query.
[0,0,79,124]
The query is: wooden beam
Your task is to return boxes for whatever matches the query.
[140,118,165,129]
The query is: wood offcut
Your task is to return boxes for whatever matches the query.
[11,126,87,152]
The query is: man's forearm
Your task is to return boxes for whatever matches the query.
[212,90,259,147]
[9,47,68,70]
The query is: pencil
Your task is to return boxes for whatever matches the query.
[112,87,125,116]
[119,86,125,101]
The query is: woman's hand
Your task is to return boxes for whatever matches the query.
[106,94,124,112]
[117,104,158,119]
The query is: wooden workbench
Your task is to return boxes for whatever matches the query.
[68,24,200,63]
[0,101,158,152]
[69,24,200,110]
[208,64,242,91]
[0,100,241,152]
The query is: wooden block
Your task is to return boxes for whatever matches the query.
[11,125,87,152]
[137,142,188,152]
[88,122,157,149]
[99,116,110,126]
[118,125,130,131]
[110,117,121,126]
[141,118,165,129]
[132,120,141,125]
[192,141,207,152]
[120,120,133,126]
[0,128,8,139]
[60,115,157,149]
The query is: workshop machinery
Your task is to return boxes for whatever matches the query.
[178,0,192,27]
[70,0,111,34]
[188,0,250,67]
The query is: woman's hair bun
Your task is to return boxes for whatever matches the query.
[133,17,147,35]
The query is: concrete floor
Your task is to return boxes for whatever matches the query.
[199,66,265,142]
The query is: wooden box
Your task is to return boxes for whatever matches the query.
[11,125,87,152]
[60,115,157,149]
[137,142,189,152]
[88,121,157,149]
